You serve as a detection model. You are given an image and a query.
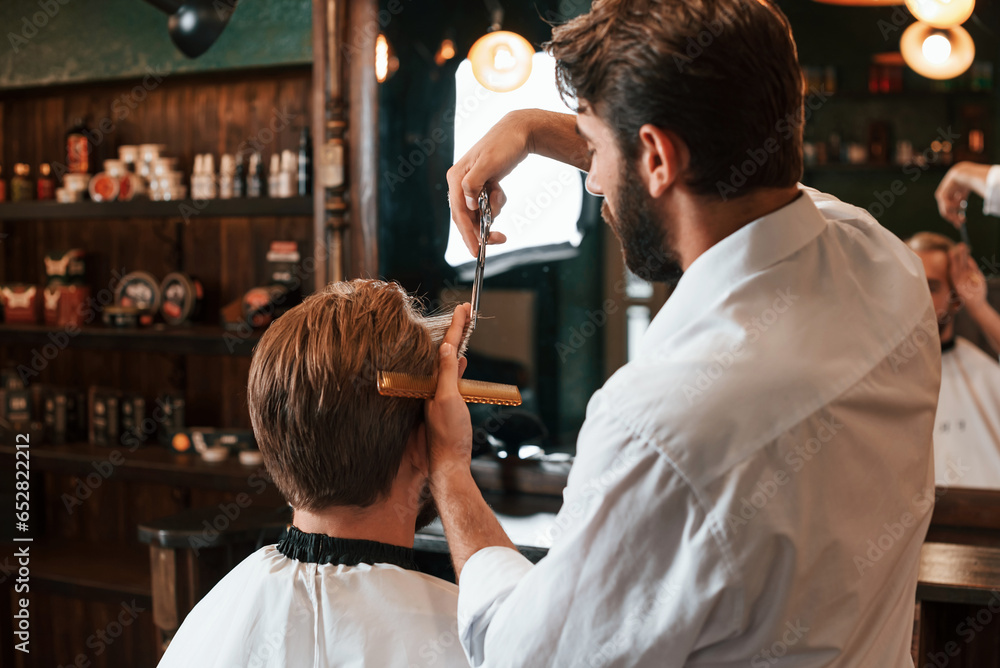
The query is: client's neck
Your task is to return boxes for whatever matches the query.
[293,495,417,549]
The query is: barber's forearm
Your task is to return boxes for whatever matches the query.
[523,109,592,173]
[434,472,517,580]
[965,300,1000,353]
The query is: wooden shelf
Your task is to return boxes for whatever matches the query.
[918,542,1000,606]
[0,442,274,494]
[26,539,152,602]
[0,322,260,356]
[0,196,312,221]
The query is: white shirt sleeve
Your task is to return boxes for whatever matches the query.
[983,165,1000,217]
[455,392,742,667]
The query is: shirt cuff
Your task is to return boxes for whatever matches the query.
[457,546,534,666]
[983,165,1000,217]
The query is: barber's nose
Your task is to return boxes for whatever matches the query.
[585,170,603,197]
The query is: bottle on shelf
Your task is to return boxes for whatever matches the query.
[279,150,296,198]
[219,154,235,199]
[37,163,56,200]
[233,152,247,198]
[65,117,94,175]
[255,151,268,198]
[247,152,262,198]
[0,164,6,203]
[11,164,34,202]
[268,153,281,198]
[298,127,312,196]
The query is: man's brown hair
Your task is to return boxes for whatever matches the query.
[905,231,955,254]
[546,0,804,198]
[248,279,448,511]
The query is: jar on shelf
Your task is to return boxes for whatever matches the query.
[11,163,33,202]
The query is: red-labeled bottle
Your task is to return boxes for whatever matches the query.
[37,163,55,200]
[66,117,93,174]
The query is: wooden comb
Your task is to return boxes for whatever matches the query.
[377,370,522,406]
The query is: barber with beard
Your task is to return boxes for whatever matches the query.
[426,1,941,666]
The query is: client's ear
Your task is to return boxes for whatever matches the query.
[405,422,429,475]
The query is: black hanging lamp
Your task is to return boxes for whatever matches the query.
[143,0,238,58]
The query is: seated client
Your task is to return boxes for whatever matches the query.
[158,279,468,667]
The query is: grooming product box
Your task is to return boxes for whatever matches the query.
[157,393,186,446]
[119,393,147,446]
[1,284,42,324]
[44,249,86,285]
[43,387,86,444]
[88,386,121,447]
[43,284,91,327]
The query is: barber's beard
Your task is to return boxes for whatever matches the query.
[414,480,439,531]
[601,161,683,284]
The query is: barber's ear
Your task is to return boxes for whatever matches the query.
[637,124,685,198]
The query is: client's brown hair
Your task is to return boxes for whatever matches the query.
[248,279,450,511]
[905,231,955,254]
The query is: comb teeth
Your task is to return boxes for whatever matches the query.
[377,370,522,406]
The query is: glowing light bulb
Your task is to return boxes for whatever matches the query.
[901,22,974,80]
[922,33,952,63]
[493,44,516,71]
[376,34,389,83]
[469,30,534,93]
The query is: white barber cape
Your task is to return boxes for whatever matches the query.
[158,529,467,668]
[458,186,940,667]
[934,337,1000,488]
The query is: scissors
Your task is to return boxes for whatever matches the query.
[959,199,971,250]
[464,187,493,349]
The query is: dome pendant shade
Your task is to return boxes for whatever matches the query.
[904,0,975,28]
[143,0,237,58]
[901,22,975,79]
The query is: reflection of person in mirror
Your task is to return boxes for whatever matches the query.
[935,162,999,226]
[908,232,1000,489]
[428,1,940,666]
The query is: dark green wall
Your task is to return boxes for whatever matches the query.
[778,0,1000,255]
[0,0,311,90]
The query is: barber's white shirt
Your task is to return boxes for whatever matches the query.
[158,544,466,668]
[458,187,940,667]
[935,337,1000,488]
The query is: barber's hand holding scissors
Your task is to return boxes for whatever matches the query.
[446,109,591,256]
